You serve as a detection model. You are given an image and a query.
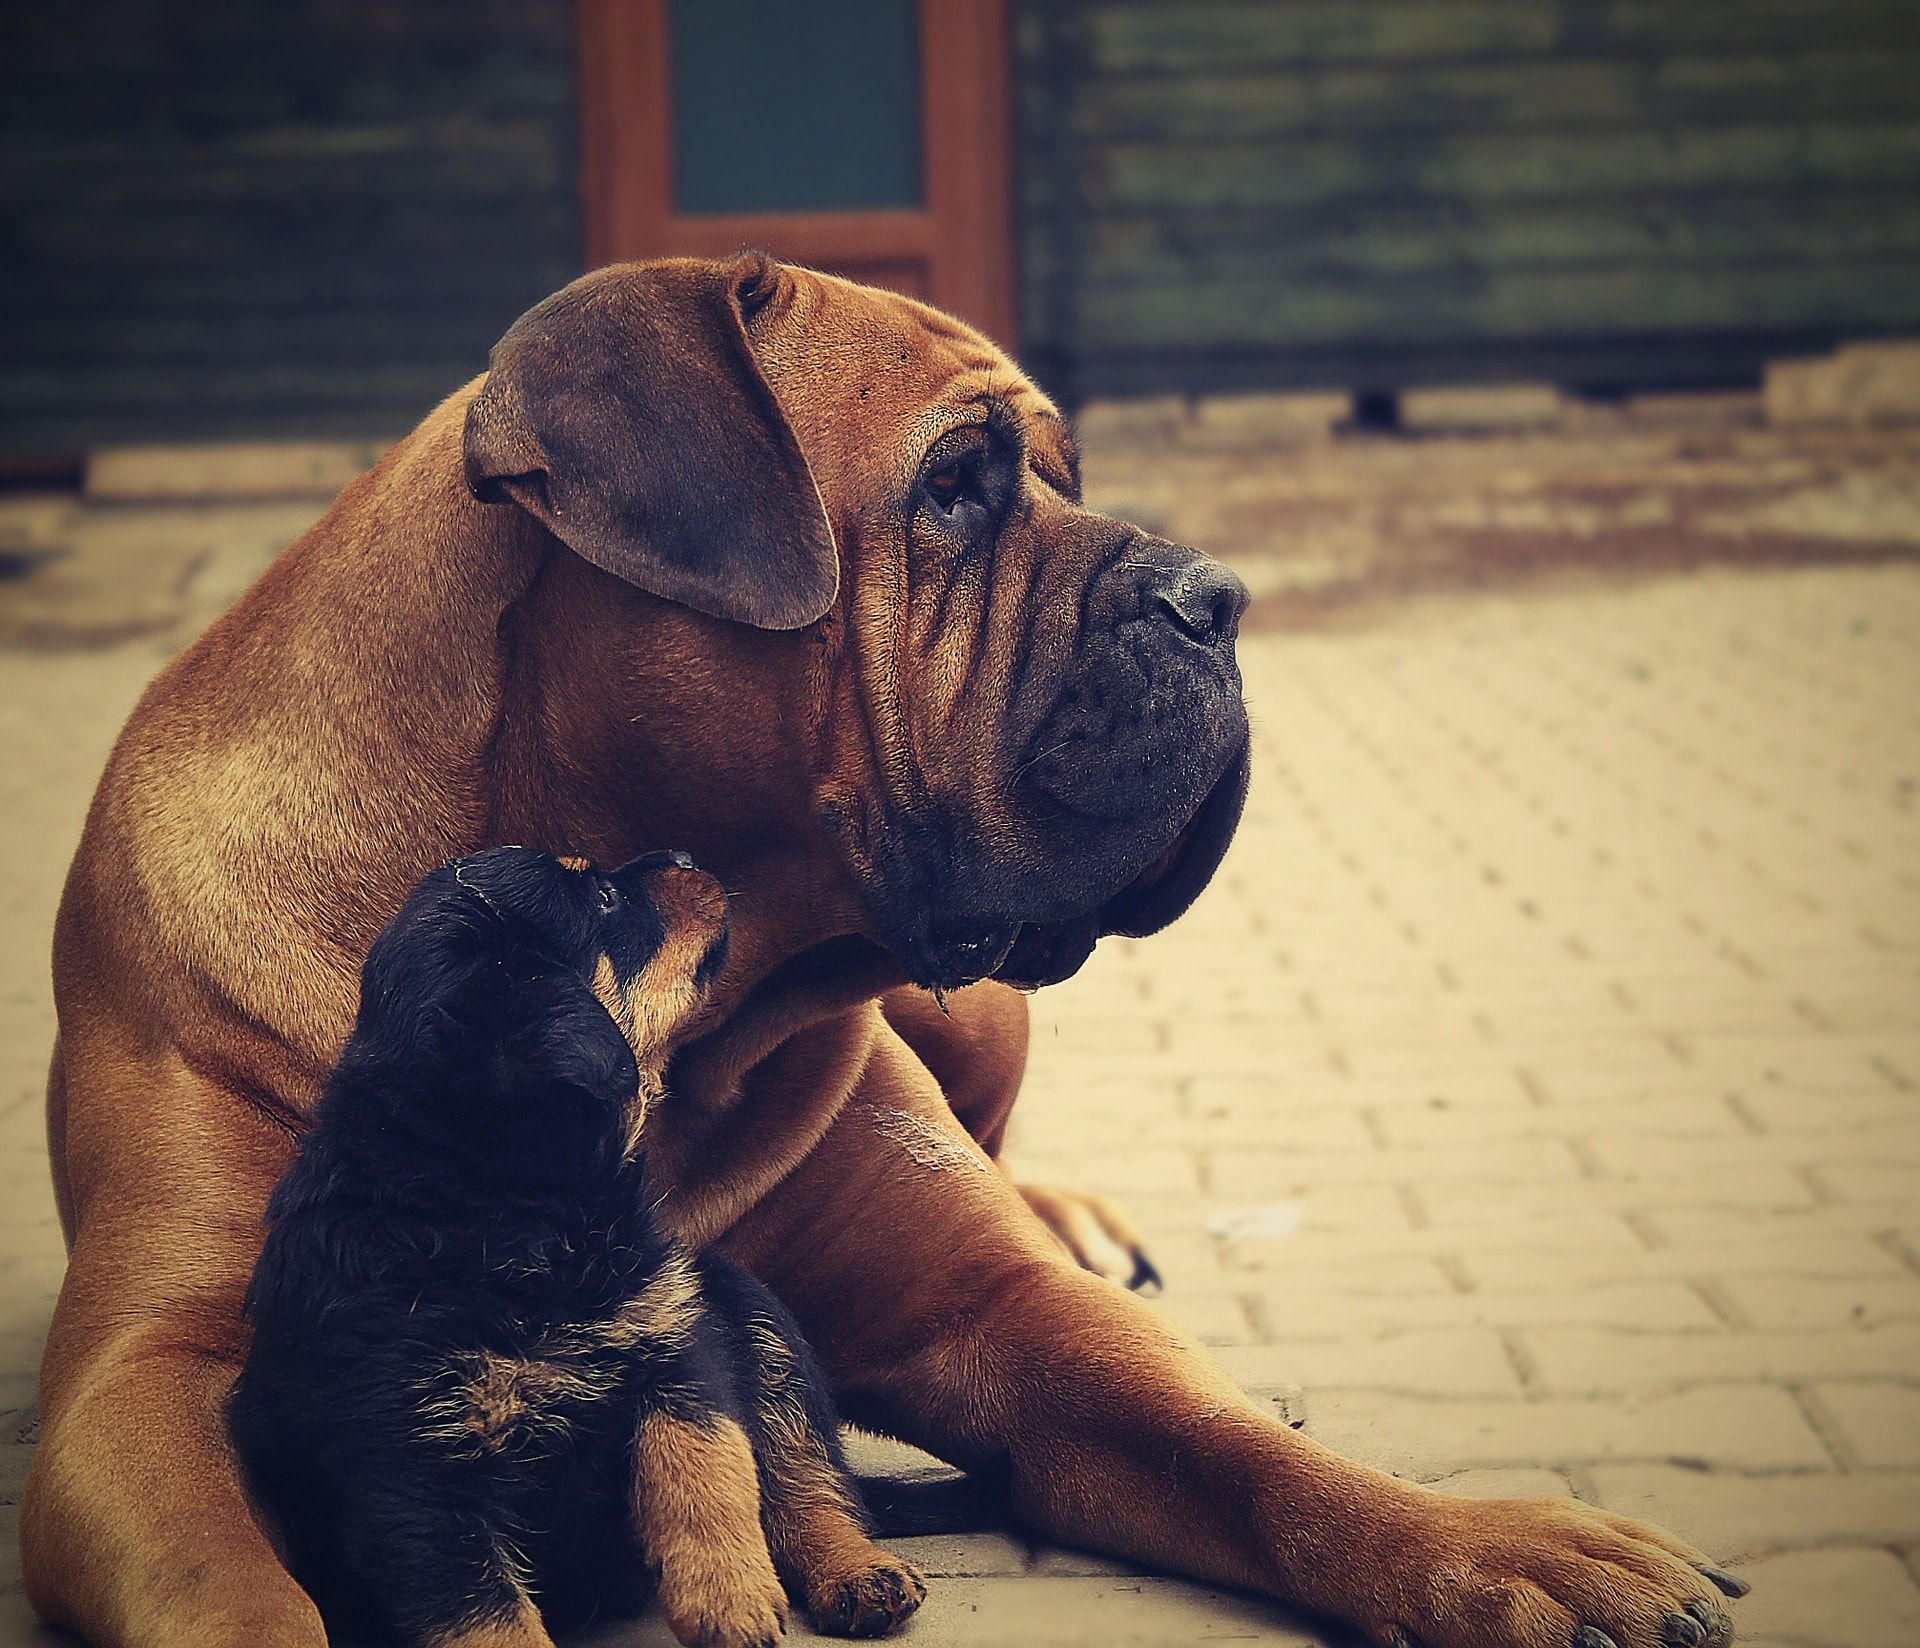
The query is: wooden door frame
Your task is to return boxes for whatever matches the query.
[574,0,1016,342]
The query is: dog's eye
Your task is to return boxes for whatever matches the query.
[598,884,622,915]
[924,459,972,513]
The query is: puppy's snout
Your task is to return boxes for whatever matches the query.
[1152,558,1248,648]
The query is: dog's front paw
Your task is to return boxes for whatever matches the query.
[657,1554,790,1648]
[807,1552,927,1639]
[1017,1182,1160,1289]
[1360,1494,1746,1648]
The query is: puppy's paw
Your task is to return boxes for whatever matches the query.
[807,1553,927,1639]
[658,1556,790,1648]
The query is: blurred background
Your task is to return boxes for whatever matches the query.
[5,0,1920,451]
[3,5,1919,1646]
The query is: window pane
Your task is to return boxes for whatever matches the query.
[670,0,921,214]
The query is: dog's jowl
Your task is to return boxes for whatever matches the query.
[229,846,924,1648]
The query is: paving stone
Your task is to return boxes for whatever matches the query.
[1207,1138,1584,1197]
[1459,1233,1905,1291]
[1416,1169,1821,1225]
[1299,1387,1835,1476]
[1216,1330,1523,1397]
[1525,1325,1920,1394]
[1766,339,1920,428]
[1588,1462,1920,1558]
[84,440,385,500]
[885,1531,1030,1578]
[1721,1547,1920,1648]
[1257,1281,1721,1333]
[1428,1466,1573,1499]
[1716,1275,1920,1330]
[1400,382,1565,431]
[1188,390,1351,448]
[1808,1382,1920,1467]
[854,1575,1324,1646]
[1024,1543,1158,1580]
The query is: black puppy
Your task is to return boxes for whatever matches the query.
[230,846,926,1648]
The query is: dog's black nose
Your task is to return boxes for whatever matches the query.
[1153,558,1248,647]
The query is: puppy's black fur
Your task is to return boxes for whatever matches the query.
[229,846,921,1646]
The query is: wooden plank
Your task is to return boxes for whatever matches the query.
[1083,122,1920,212]
[1081,3,1564,73]
[85,441,388,501]
[0,306,529,366]
[1061,331,1844,399]
[1079,1,1920,73]
[1027,192,1920,286]
[1069,261,1920,351]
[0,360,478,411]
[0,123,571,204]
[1068,50,1920,141]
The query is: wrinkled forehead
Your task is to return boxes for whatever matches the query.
[749,266,1068,506]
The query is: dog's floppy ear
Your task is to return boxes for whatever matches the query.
[464,253,838,631]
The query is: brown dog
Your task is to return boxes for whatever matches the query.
[26,255,1743,1648]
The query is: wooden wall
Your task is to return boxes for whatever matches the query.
[1015,0,1920,400]
[1,0,581,454]
[10,2,1920,448]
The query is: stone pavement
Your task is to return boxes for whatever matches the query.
[2,415,1918,1645]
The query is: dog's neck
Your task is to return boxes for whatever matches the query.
[476,540,908,1099]
[171,391,896,1112]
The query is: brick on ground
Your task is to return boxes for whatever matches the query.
[1298,1387,1835,1477]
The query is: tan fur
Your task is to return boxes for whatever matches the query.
[633,1413,787,1648]
[424,1597,556,1648]
[743,1318,926,1632]
[27,257,1731,1648]
[420,1254,706,1455]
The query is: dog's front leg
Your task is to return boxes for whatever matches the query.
[725,1022,1746,1648]
[23,1061,326,1648]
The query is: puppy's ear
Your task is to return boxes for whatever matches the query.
[464,253,839,631]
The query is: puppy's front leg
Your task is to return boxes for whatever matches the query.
[635,1406,789,1648]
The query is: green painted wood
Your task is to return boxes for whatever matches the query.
[0,0,580,452]
[1080,1,1920,73]
[1024,192,1920,287]
[1085,123,1920,213]
[1017,0,1920,395]
[1072,262,1920,350]
[1070,51,1920,141]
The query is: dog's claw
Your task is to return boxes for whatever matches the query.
[1696,1564,1750,1599]
[1661,1610,1704,1646]
[1126,1248,1163,1292]
[1572,1629,1619,1648]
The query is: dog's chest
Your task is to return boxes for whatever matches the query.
[419,1247,703,1456]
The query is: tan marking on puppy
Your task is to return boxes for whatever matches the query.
[428,1590,556,1644]
[593,952,638,1043]
[634,1412,787,1648]
[424,1595,557,1648]
[424,1253,706,1453]
[744,1319,926,1636]
[421,1349,623,1455]
[591,873,728,1065]
[555,855,592,872]
[541,1249,704,1362]
[625,1065,666,1160]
